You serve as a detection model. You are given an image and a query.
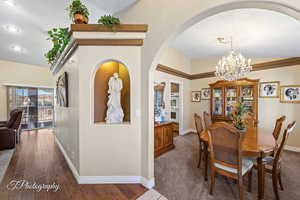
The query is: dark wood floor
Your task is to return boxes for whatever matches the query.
[0,129,147,200]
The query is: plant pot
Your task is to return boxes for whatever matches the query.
[73,13,88,24]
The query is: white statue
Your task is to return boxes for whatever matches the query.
[105,73,124,123]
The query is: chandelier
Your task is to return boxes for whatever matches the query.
[215,37,252,81]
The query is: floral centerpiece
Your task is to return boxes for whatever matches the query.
[231,101,250,131]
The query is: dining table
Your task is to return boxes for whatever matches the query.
[201,126,276,200]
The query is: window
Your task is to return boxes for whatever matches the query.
[7,86,54,130]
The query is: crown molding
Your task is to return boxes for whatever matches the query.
[252,57,300,71]
[156,57,300,80]
[156,64,192,79]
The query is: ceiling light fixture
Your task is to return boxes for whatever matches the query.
[3,0,15,7]
[3,24,21,34]
[10,45,24,53]
[215,37,252,81]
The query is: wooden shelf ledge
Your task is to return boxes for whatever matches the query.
[70,24,148,34]
[51,24,148,75]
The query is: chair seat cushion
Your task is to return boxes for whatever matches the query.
[214,158,254,175]
[262,156,274,165]
[249,156,274,165]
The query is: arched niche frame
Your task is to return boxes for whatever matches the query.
[93,59,131,124]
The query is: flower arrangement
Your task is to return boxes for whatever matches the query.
[231,101,250,131]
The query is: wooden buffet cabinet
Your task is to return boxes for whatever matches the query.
[154,122,175,157]
[209,78,259,126]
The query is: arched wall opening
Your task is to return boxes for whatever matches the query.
[146,1,300,184]
[94,60,131,123]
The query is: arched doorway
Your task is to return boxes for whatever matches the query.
[146,1,300,187]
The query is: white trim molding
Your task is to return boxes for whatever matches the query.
[180,129,196,135]
[55,136,155,189]
[285,145,300,153]
[141,177,155,189]
[78,176,155,189]
[55,137,80,181]
[2,83,54,89]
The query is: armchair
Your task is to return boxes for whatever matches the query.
[0,127,16,150]
[0,109,23,149]
[0,108,20,127]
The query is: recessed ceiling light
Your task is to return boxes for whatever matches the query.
[10,45,24,53]
[3,0,15,7]
[3,24,21,34]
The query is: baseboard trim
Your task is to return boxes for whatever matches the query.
[285,145,300,153]
[141,177,155,189]
[55,136,80,182]
[180,129,196,135]
[55,136,155,188]
[78,176,155,189]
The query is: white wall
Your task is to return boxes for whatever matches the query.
[77,45,142,177]
[190,58,300,148]
[155,48,191,133]
[160,48,192,73]
[0,60,54,120]
[53,54,80,171]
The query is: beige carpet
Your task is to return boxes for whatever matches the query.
[154,133,300,200]
[0,149,14,183]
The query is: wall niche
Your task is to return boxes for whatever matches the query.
[94,61,130,123]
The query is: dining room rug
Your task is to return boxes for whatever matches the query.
[154,132,300,200]
[0,149,14,183]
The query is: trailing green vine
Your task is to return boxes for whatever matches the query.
[44,28,70,65]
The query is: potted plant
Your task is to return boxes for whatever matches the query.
[98,15,120,30]
[67,0,89,24]
[231,101,251,131]
[45,28,70,65]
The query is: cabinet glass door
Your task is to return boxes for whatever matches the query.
[225,87,237,117]
[240,86,254,113]
[212,88,223,116]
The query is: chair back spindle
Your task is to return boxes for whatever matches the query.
[207,122,244,172]
[194,113,204,141]
[272,116,286,141]
[203,111,212,129]
[273,121,296,170]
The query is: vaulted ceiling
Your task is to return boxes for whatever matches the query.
[171,8,300,59]
[0,0,138,67]
[1,4,300,68]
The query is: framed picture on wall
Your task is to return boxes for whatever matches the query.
[280,85,300,103]
[201,88,211,100]
[260,81,280,98]
[191,91,201,102]
[56,72,69,107]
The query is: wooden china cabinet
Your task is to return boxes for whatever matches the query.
[209,78,259,126]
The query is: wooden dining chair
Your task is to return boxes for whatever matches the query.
[207,122,253,200]
[260,121,296,200]
[194,113,207,168]
[203,111,212,129]
[272,116,286,141]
